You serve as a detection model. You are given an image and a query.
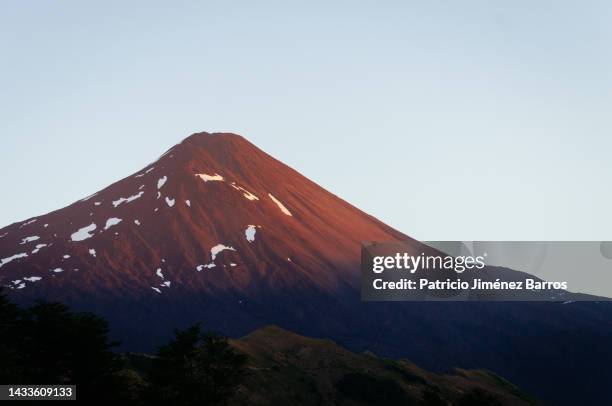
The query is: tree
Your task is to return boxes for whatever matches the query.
[147,324,247,406]
[0,290,27,382]
[22,302,120,385]
[421,387,446,406]
[456,388,502,406]
[0,292,122,401]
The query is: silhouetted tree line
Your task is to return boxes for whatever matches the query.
[421,387,502,406]
[0,290,246,405]
[1,290,507,406]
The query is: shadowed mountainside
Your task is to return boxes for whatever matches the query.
[126,325,536,406]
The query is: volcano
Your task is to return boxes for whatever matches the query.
[2,132,612,405]
[0,133,407,300]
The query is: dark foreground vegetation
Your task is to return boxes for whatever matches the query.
[0,291,532,405]
[0,290,246,405]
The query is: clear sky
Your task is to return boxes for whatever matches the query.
[1,1,611,240]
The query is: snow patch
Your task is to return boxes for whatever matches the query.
[89,249,96,258]
[156,268,164,279]
[63,254,71,259]
[245,225,258,242]
[134,219,141,226]
[20,236,40,244]
[94,202,102,206]
[51,268,64,273]
[0,253,28,268]
[113,191,144,207]
[0,232,8,238]
[165,197,175,207]
[44,224,49,228]
[135,167,155,177]
[196,173,224,182]
[196,263,216,271]
[195,244,237,272]
[71,223,97,241]
[20,219,37,228]
[104,218,122,230]
[211,244,236,261]
[268,194,292,216]
[151,287,161,293]
[157,176,167,189]
[23,276,42,282]
[185,200,191,207]
[31,244,47,254]
[161,281,171,287]
[231,183,259,201]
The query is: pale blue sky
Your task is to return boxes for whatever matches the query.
[1,1,611,240]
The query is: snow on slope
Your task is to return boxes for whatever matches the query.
[0,132,407,297]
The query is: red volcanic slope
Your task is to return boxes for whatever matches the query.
[0,133,409,301]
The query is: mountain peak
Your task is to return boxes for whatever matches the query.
[178,132,254,156]
[181,131,248,146]
[0,132,406,304]
[157,131,272,179]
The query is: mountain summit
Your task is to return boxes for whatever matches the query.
[0,132,407,301]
